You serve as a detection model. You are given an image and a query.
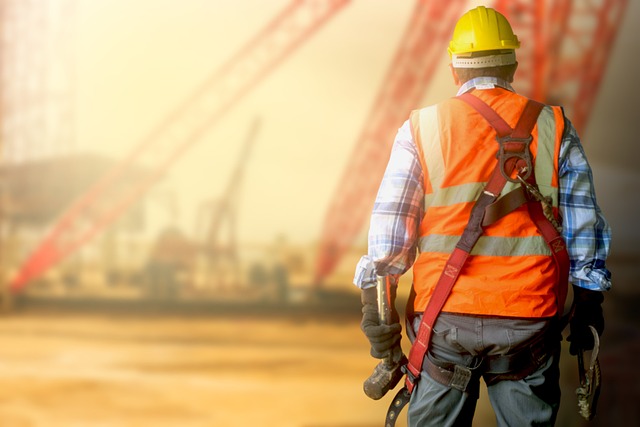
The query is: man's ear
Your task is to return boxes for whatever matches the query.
[508,62,518,83]
[449,63,461,86]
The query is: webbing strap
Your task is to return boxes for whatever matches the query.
[482,186,527,227]
[460,93,543,184]
[403,95,545,395]
[457,93,512,137]
[524,173,570,311]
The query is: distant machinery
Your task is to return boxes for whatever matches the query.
[194,118,260,289]
[143,118,261,296]
[2,0,629,294]
[144,117,290,300]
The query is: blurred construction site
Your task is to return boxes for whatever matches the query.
[0,0,639,426]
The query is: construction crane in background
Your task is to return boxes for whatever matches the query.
[313,0,629,284]
[196,118,261,287]
[140,118,260,298]
[8,0,350,291]
[6,0,629,292]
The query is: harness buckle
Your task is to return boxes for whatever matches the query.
[402,364,420,387]
[496,135,533,183]
[450,364,473,392]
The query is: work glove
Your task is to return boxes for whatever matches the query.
[360,287,402,359]
[568,284,605,356]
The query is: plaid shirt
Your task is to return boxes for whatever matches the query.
[354,78,612,292]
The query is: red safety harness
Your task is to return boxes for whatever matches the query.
[385,94,570,426]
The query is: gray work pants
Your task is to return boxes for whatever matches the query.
[407,313,561,427]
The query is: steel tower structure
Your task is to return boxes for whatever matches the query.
[1,0,75,163]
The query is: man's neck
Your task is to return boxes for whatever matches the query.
[457,77,515,96]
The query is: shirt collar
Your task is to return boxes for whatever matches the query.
[456,77,515,96]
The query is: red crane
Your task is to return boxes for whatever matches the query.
[313,0,629,283]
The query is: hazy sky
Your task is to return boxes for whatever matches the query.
[72,0,640,255]
[75,0,420,246]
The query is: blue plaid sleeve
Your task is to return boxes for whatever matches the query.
[559,119,612,291]
[353,120,424,289]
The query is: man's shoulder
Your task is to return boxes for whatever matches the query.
[411,99,453,116]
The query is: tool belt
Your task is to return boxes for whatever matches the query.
[422,326,558,396]
[403,311,561,396]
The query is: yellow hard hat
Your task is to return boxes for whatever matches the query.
[448,6,520,67]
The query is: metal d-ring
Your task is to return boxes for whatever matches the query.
[496,135,533,183]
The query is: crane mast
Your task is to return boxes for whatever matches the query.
[495,0,629,134]
[550,0,629,133]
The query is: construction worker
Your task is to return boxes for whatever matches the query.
[354,6,611,427]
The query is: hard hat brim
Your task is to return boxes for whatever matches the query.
[451,51,517,68]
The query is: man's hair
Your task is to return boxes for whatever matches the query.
[453,63,518,84]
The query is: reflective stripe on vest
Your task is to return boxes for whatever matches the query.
[409,90,564,318]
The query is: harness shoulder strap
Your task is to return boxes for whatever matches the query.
[457,92,512,137]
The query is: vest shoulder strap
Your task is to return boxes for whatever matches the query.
[456,92,545,139]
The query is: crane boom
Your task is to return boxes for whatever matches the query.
[313,0,468,283]
[10,0,351,291]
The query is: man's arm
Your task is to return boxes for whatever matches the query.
[558,119,612,292]
[559,118,611,354]
[353,120,424,289]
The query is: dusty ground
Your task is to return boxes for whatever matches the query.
[0,307,397,427]
[0,290,636,426]
[0,306,485,427]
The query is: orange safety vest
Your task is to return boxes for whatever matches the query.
[409,88,565,318]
